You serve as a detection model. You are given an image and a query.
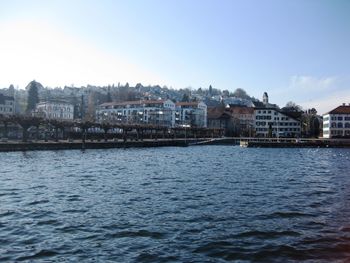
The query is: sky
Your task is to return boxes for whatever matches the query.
[0,0,349,114]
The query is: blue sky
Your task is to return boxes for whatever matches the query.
[0,0,349,114]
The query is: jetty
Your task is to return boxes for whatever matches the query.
[239,138,350,148]
[188,137,350,148]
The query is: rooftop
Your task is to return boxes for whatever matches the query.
[327,105,350,115]
[100,100,166,107]
[175,102,200,106]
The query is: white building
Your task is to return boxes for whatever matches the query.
[96,100,208,128]
[175,101,207,127]
[96,99,176,127]
[254,107,301,137]
[323,104,350,138]
[0,94,15,116]
[35,101,74,120]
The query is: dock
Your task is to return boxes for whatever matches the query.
[239,138,350,148]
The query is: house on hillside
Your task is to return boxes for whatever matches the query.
[0,94,15,116]
[35,101,74,120]
[96,99,176,127]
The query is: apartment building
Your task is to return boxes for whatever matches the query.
[323,104,350,138]
[35,101,74,120]
[0,94,15,116]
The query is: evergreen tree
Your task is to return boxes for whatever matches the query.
[209,85,213,96]
[26,80,40,112]
[181,93,190,102]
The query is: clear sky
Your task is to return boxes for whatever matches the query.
[0,0,349,114]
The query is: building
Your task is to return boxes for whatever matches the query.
[263,92,269,105]
[0,94,15,116]
[175,101,207,127]
[207,107,235,136]
[96,100,208,128]
[35,101,74,120]
[207,106,254,136]
[228,106,255,136]
[323,104,350,138]
[252,92,301,137]
[96,99,176,127]
[254,107,301,137]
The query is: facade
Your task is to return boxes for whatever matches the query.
[207,106,254,136]
[0,94,15,116]
[35,101,74,120]
[175,102,207,127]
[207,107,235,136]
[254,108,301,137]
[323,104,350,138]
[228,106,255,136]
[96,100,176,127]
[207,107,231,130]
[96,100,208,128]
[263,92,269,105]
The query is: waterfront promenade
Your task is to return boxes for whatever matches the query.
[1,137,350,151]
[0,138,199,152]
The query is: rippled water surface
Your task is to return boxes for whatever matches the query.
[1,146,350,262]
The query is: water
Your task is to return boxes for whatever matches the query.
[1,146,350,262]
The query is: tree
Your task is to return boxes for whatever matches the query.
[302,109,320,138]
[26,80,40,113]
[181,93,190,102]
[86,92,97,121]
[8,84,15,96]
[209,85,213,96]
[283,101,303,112]
[232,88,250,99]
[106,91,112,103]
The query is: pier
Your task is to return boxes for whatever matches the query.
[238,137,350,148]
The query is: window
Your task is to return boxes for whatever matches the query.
[268,111,271,114]
[345,117,350,121]
[338,116,343,121]
[338,122,343,128]
[345,123,350,128]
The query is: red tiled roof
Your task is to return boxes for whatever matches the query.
[228,106,254,114]
[328,105,350,114]
[207,107,232,119]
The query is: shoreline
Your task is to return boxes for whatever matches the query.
[0,139,194,152]
[1,137,350,152]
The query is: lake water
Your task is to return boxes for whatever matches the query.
[1,146,350,262]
